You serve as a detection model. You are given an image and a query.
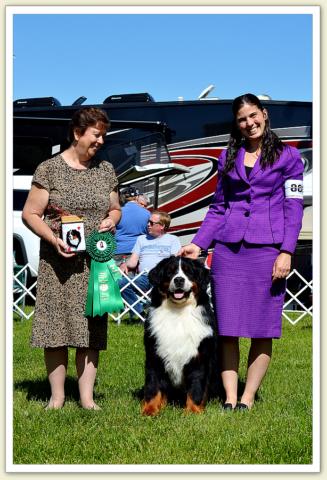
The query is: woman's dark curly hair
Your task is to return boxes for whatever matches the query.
[223,93,284,175]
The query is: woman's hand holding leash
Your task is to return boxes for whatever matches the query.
[272,252,291,281]
[179,243,201,259]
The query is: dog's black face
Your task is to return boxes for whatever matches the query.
[66,229,81,248]
[148,256,210,307]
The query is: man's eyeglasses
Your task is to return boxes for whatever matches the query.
[148,220,162,226]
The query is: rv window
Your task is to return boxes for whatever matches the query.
[14,137,53,175]
[96,132,170,176]
[13,189,29,211]
[94,131,172,208]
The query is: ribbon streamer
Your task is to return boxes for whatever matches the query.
[85,231,124,317]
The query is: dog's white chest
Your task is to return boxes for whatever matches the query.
[149,302,213,387]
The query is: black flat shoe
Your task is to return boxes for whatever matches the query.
[236,402,249,411]
[223,403,234,410]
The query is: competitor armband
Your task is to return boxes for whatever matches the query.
[284,179,303,199]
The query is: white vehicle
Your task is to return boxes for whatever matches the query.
[13,175,40,283]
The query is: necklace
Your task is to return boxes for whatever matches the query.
[244,145,261,168]
[68,160,90,170]
[63,155,91,170]
[62,146,92,170]
[246,146,261,158]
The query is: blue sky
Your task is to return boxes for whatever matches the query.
[13,11,313,105]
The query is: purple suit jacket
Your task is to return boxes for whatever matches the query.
[193,145,304,254]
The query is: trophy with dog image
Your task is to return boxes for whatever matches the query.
[61,215,86,252]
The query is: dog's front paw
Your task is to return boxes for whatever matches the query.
[185,394,205,414]
[142,402,160,416]
[141,391,167,416]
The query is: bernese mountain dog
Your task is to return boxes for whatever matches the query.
[141,256,218,416]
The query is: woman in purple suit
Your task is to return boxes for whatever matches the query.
[181,93,303,410]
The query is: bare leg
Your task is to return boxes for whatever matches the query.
[76,348,100,410]
[240,338,272,409]
[44,347,68,409]
[219,336,239,408]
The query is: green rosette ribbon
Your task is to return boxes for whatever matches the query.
[85,231,124,317]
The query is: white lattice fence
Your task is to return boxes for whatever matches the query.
[282,269,313,325]
[12,265,313,325]
[13,263,38,320]
[110,270,152,325]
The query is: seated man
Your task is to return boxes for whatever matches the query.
[119,210,181,321]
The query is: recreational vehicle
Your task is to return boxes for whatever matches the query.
[13,93,312,283]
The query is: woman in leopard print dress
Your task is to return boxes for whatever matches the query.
[22,108,121,410]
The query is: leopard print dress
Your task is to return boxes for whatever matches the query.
[30,154,118,350]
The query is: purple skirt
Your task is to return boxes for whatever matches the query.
[211,241,286,339]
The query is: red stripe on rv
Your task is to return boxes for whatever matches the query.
[160,175,218,212]
[169,221,202,232]
[169,158,210,167]
[170,148,224,158]
[285,140,312,148]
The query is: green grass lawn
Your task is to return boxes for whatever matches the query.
[12,311,313,466]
